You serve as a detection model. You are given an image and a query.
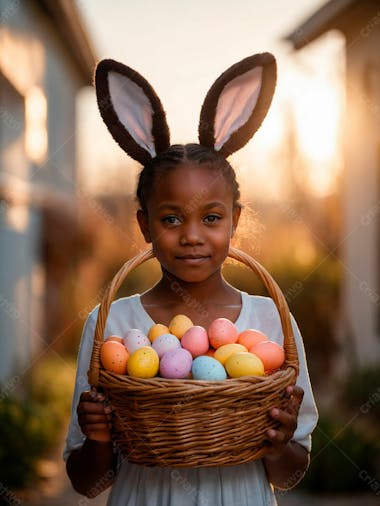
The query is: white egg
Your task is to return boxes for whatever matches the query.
[123,328,151,354]
[152,333,181,358]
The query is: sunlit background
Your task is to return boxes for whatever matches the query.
[1,0,379,504]
[76,0,344,199]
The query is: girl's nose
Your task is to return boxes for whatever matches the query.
[179,222,204,246]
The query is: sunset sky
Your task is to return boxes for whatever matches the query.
[76,0,345,199]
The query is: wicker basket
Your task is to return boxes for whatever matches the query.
[88,247,299,468]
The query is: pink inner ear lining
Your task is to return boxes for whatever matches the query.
[214,67,263,151]
[108,71,157,157]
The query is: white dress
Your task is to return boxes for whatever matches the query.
[64,292,318,506]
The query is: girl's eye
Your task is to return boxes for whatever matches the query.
[203,214,221,224]
[162,215,181,225]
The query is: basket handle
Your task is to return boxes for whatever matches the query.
[228,247,298,374]
[88,247,298,386]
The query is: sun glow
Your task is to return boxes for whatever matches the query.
[295,78,341,163]
[25,86,48,165]
[296,75,343,196]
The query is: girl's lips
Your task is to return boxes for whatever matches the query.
[176,255,210,265]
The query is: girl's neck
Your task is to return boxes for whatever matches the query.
[141,269,242,328]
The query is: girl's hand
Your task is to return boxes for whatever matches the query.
[77,388,113,443]
[265,385,304,461]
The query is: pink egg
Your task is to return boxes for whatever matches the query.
[152,333,181,358]
[208,318,238,349]
[159,348,193,379]
[123,329,150,354]
[181,326,209,358]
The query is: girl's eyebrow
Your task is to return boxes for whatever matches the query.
[157,201,227,212]
[203,201,227,210]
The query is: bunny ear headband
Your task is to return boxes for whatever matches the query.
[95,53,276,164]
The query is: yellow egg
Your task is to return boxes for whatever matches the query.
[168,314,193,340]
[148,323,170,343]
[214,343,248,365]
[127,346,159,378]
[225,352,264,378]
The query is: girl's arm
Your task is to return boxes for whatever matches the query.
[263,440,309,490]
[66,390,117,497]
[262,385,310,489]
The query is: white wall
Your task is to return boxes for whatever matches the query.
[0,0,83,384]
[340,25,380,367]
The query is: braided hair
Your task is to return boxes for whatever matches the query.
[136,144,241,212]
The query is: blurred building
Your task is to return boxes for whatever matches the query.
[0,0,96,383]
[286,0,380,367]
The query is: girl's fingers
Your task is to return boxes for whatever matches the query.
[80,391,94,402]
[80,389,106,403]
[286,385,304,406]
[83,422,110,432]
[77,401,108,416]
[269,408,297,432]
[280,385,304,417]
[267,428,286,445]
[78,413,109,424]
[265,386,304,454]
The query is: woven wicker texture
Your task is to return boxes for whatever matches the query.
[88,247,299,467]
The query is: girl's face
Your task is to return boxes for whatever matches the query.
[137,163,240,284]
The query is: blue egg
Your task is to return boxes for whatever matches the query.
[192,356,227,381]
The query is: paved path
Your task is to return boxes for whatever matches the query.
[277,490,379,505]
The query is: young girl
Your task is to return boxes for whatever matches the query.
[65,53,318,505]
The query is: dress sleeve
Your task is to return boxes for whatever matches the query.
[62,310,98,461]
[290,314,318,452]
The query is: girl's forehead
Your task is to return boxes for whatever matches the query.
[153,163,231,202]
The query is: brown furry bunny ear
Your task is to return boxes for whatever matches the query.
[95,59,170,165]
[198,53,276,158]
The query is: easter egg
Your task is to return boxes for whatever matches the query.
[208,318,238,349]
[168,314,193,339]
[152,333,181,358]
[237,329,269,349]
[127,346,159,378]
[214,343,247,365]
[100,341,129,374]
[105,335,124,344]
[123,329,151,354]
[249,341,285,372]
[148,323,170,343]
[181,326,209,357]
[205,348,216,357]
[225,352,264,378]
[192,356,227,381]
[159,348,193,379]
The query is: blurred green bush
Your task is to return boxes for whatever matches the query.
[0,354,75,490]
[340,363,380,423]
[300,411,380,493]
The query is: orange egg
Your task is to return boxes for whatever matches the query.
[100,341,129,374]
[169,314,193,340]
[148,323,170,343]
[237,329,268,349]
[249,340,285,372]
[208,318,238,349]
[105,335,124,344]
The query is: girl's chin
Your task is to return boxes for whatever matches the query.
[162,267,221,285]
